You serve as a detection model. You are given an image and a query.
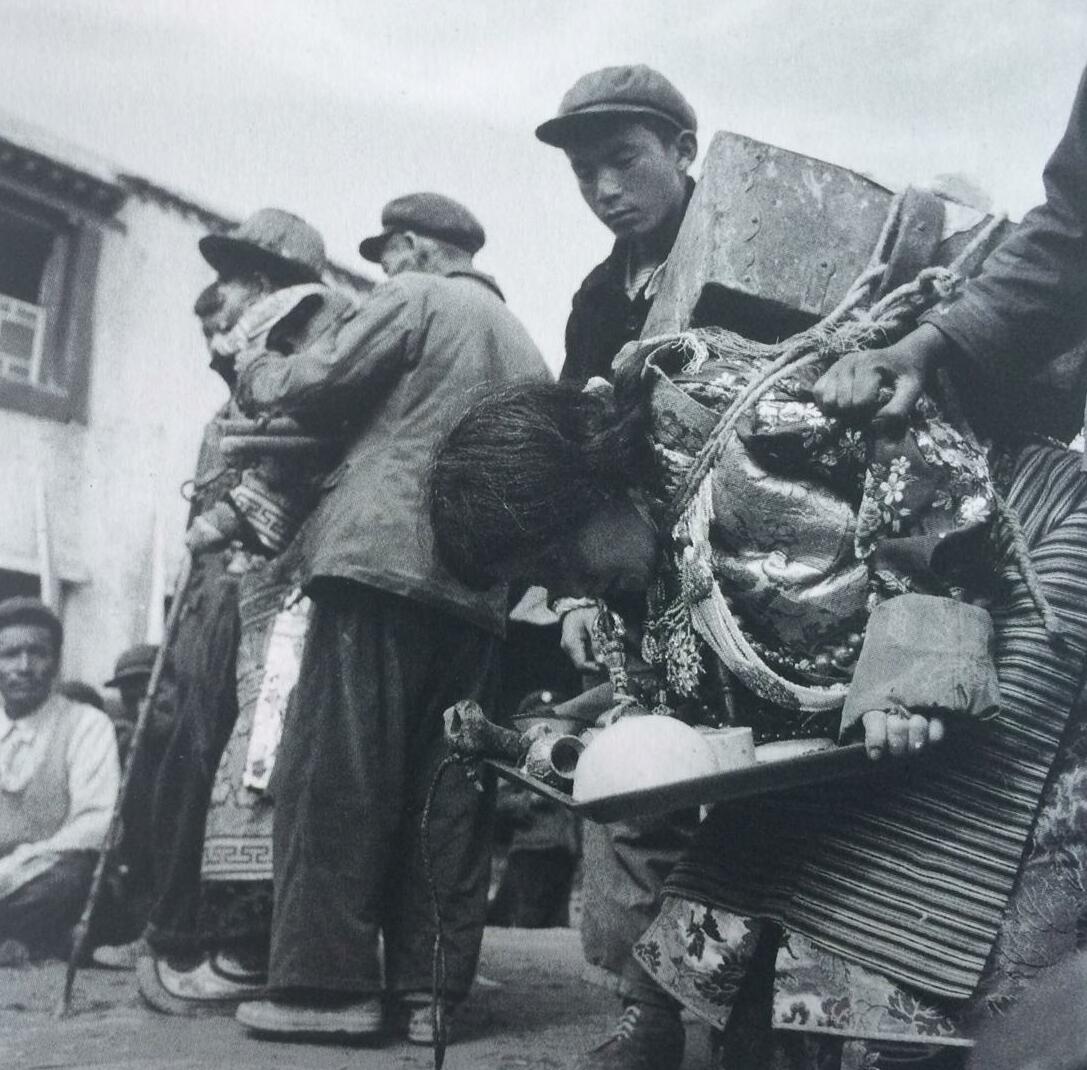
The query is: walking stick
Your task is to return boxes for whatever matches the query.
[55,553,195,1017]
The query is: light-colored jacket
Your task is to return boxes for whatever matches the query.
[237,268,550,634]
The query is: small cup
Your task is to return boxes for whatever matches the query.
[698,727,756,772]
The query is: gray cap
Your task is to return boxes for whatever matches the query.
[0,597,62,651]
[105,643,159,688]
[536,64,697,147]
[199,208,326,285]
[358,193,486,262]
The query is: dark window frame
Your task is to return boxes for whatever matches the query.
[0,188,102,424]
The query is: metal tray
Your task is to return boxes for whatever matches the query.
[486,743,872,824]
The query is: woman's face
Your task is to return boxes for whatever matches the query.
[509,496,658,600]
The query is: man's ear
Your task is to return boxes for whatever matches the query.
[675,130,698,174]
[403,231,430,270]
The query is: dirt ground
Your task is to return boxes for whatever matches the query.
[0,927,714,1070]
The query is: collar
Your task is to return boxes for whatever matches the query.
[441,266,505,301]
[580,177,697,298]
[0,692,59,742]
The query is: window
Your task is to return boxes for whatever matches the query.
[0,191,101,422]
[0,567,40,601]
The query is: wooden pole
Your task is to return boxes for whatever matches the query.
[145,507,167,645]
[34,473,57,611]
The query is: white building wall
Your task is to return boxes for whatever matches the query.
[0,195,229,686]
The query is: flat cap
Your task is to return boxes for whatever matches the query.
[105,643,159,688]
[200,208,326,286]
[536,64,697,147]
[359,193,486,262]
[0,597,62,650]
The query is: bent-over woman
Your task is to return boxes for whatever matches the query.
[428,320,1087,1069]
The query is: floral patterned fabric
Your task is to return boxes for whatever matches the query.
[626,336,997,720]
[636,897,972,1050]
[202,540,305,882]
[634,896,978,1061]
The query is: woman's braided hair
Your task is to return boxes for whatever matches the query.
[428,380,650,590]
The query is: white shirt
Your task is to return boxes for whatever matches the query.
[0,693,120,896]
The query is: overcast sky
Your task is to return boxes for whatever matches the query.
[3,0,1085,370]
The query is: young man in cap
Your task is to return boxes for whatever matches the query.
[233,193,549,1045]
[0,598,120,962]
[137,208,351,1014]
[536,66,699,1070]
[537,63,698,386]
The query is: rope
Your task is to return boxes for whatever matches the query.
[421,753,461,1070]
[947,210,1008,274]
[995,492,1071,646]
[651,196,1067,707]
[667,262,951,521]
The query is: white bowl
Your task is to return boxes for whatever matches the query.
[572,716,722,802]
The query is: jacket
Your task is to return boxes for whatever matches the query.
[922,66,1087,440]
[236,268,550,634]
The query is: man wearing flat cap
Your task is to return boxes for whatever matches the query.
[537,65,699,1070]
[538,64,698,388]
[0,598,120,962]
[358,191,487,274]
[137,208,355,1014]
[104,644,166,761]
[233,193,549,1045]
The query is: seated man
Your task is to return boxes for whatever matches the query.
[0,598,120,961]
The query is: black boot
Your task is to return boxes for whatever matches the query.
[570,1000,685,1070]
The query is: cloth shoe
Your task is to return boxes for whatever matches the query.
[570,1001,685,1070]
[0,938,30,968]
[235,993,384,1038]
[136,948,266,1016]
[400,993,462,1046]
[91,940,142,970]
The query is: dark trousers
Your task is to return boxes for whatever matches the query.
[144,555,246,954]
[489,847,576,929]
[580,813,698,999]
[269,581,500,998]
[0,849,97,958]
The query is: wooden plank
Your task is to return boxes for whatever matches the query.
[487,742,874,824]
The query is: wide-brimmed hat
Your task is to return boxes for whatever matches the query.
[358,192,486,263]
[199,208,326,285]
[536,64,697,147]
[105,643,159,688]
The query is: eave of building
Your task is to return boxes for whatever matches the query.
[0,124,126,219]
[0,112,374,293]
